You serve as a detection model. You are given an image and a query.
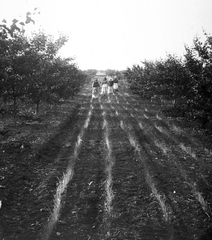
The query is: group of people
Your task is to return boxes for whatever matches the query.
[92,76,119,98]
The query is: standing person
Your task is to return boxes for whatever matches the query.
[92,78,100,98]
[101,77,108,95]
[107,78,114,94]
[113,76,119,93]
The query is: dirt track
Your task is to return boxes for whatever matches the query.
[2,80,212,240]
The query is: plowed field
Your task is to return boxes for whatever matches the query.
[1,81,212,240]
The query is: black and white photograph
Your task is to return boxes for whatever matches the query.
[0,0,212,239]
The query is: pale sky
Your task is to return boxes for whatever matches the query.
[1,0,212,70]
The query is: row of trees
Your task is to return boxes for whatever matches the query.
[0,13,86,116]
[83,69,125,81]
[124,32,212,128]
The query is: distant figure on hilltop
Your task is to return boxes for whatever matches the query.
[101,77,108,95]
[92,78,100,98]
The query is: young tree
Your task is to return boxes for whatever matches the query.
[184,34,212,127]
[25,31,69,113]
[0,10,36,113]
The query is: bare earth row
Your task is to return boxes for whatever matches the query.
[23,81,212,240]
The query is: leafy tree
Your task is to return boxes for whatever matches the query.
[23,31,69,113]
[0,32,31,113]
[184,34,212,126]
[0,12,86,116]
[105,69,118,77]
[0,10,36,114]
[83,69,97,81]
[124,32,212,129]
[45,58,85,102]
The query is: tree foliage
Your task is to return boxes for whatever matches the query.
[124,32,212,128]
[83,69,97,81]
[0,13,86,115]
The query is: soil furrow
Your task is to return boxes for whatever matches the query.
[116,93,212,239]
[3,81,212,240]
[37,98,94,240]
[48,100,105,240]
[101,98,172,239]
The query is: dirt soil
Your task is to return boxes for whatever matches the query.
[0,80,212,240]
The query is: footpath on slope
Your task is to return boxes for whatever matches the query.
[1,79,212,240]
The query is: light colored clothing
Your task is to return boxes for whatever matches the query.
[113,82,118,90]
[108,86,113,94]
[92,87,99,98]
[101,83,108,95]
